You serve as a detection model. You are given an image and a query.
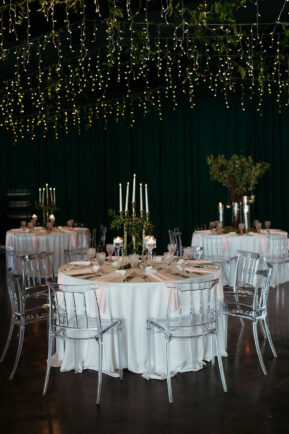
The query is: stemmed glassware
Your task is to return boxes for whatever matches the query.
[265,221,271,232]
[129,254,139,269]
[87,247,96,265]
[20,221,27,231]
[164,252,174,270]
[146,237,156,266]
[183,247,193,260]
[106,244,115,261]
[167,243,177,255]
[113,237,123,257]
[239,223,245,235]
[96,252,106,271]
[256,222,262,233]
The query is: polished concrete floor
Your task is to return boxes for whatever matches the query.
[0,254,288,434]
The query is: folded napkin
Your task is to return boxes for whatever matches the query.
[70,261,91,266]
[64,267,94,276]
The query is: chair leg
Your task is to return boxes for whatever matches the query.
[43,334,54,395]
[165,338,173,404]
[0,316,15,362]
[116,322,123,380]
[260,320,267,339]
[263,318,277,358]
[96,338,103,405]
[215,333,227,392]
[146,322,151,380]
[252,321,267,375]
[9,323,25,380]
[74,340,80,374]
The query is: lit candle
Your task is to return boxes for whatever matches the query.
[145,184,149,213]
[139,183,143,211]
[132,173,136,203]
[218,202,224,224]
[45,183,49,203]
[42,188,45,204]
[53,188,56,204]
[49,187,53,203]
[119,183,123,212]
[38,188,41,203]
[244,204,250,231]
[125,182,130,212]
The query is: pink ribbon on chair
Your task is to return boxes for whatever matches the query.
[164,282,179,312]
[71,231,78,248]
[32,234,39,249]
[222,238,228,252]
[91,283,106,314]
[193,234,200,247]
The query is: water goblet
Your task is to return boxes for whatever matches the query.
[20,220,27,231]
[129,254,139,269]
[87,247,96,264]
[183,247,193,260]
[239,223,245,235]
[96,252,106,270]
[167,243,177,255]
[265,221,271,232]
[256,222,262,233]
[164,252,174,270]
[106,244,115,261]
[254,219,259,230]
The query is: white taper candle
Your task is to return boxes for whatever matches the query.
[119,183,123,212]
[139,183,143,211]
[145,184,149,213]
[125,182,130,212]
[132,173,136,203]
[53,188,56,205]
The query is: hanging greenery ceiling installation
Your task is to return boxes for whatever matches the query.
[0,0,289,142]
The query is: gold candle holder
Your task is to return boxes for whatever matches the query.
[146,212,150,223]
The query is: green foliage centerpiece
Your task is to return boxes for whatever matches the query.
[109,175,154,257]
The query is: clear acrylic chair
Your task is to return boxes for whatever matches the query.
[12,232,40,255]
[43,282,123,405]
[64,248,88,263]
[146,276,227,403]
[220,263,277,375]
[92,225,107,252]
[76,229,90,249]
[202,235,237,284]
[168,228,183,256]
[263,234,289,288]
[0,272,49,379]
[192,246,204,259]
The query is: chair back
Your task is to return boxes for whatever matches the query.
[192,246,204,259]
[256,264,273,316]
[47,282,102,336]
[166,275,219,337]
[64,248,88,263]
[234,250,260,290]
[92,225,107,251]
[18,252,55,288]
[168,228,183,256]
[202,235,230,258]
[264,234,288,259]
[6,272,23,317]
[76,229,90,249]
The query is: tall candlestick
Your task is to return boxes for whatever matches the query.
[119,183,123,212]
[145,184,149,213]
[139,183,143,212]
[53,188,56,205]
[125,182,130,212]
[132,173,136,203]
[49,187,53,203]
[38,188,41,203]
[42,188,45,204]
[45,183,49,204]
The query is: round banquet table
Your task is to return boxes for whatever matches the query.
[192,229,289,286]
[5,226,90,271]
[52,258,227,379]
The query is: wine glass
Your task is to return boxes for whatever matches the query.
[183,247,193,260]
[167,243,177,255]
[239,223,245,235]
[106,244,115,261]
[20,220,27,231]
[87,248,96,265]
[265,221,271,232]
[164,252,174,270]
[129,254,139,269]
[96,252,106,270]
[256,222,262,233]
[254,219,259,230]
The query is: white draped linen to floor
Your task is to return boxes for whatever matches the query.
[52,265,227,379]
[5,227,90,271]
[192,229,289,286]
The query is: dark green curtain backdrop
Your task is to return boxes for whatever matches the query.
[0,95,289,251]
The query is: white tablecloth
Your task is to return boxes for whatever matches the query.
[5,227,90,271]
[192,230,289,286]
[53,269,227,379]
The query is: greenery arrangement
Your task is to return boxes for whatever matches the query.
[108,209,154,255]
[207,154,270,204]
[1,1,289,142]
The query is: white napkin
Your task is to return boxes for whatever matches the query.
[115,269,126,276]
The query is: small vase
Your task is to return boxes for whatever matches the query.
[232,202,240,228]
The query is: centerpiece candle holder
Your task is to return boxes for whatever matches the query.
[36,183,57,227]
[109,174,154,259]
